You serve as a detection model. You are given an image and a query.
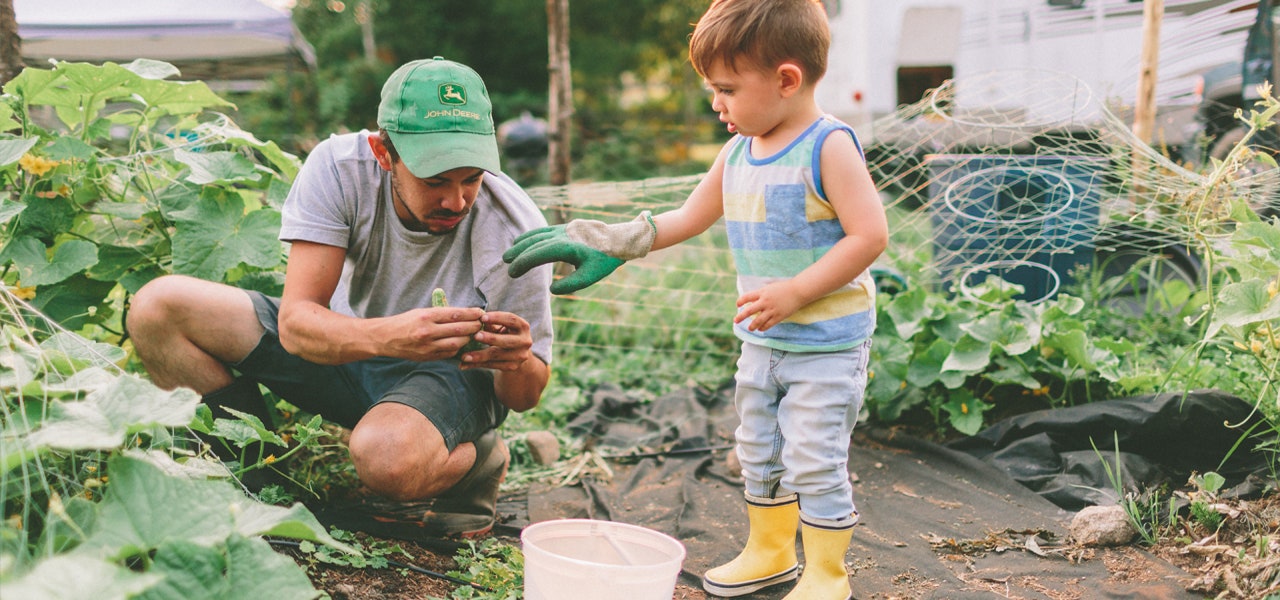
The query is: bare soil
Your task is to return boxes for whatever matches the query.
[284,491,1280,600]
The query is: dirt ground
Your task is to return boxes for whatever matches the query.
[286,530,710,600]
[285,492,1280,600]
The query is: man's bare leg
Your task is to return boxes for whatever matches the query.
[348,403,480,500]
[127,275,264,393]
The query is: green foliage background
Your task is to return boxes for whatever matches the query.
[235,0,718,181]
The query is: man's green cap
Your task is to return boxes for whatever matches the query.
[377,57,501,178]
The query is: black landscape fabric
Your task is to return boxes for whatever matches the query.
[512,384,1273,599]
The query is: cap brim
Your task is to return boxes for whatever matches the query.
[388,130,501,178]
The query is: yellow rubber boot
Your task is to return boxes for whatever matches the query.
[783,516,856,600]
[702,493,800,597]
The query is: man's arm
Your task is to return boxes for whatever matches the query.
[493,354,550,412]
[277,241,485,364]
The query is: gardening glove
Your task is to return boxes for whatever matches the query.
[503,211,657,294]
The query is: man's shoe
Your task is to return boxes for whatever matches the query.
[313,429,509,540]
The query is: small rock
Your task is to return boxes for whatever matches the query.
[1069,504,1137,546]
[525,430,561,465]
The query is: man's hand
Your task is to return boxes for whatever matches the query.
[503,212,657,294]
[378,306,486,362]
[458,311,535,371]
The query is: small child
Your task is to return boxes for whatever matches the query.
[505,1,887,597]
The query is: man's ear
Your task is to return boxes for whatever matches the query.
[367,134,394,171]
[777,63,804,97]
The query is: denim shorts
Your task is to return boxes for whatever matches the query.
[732,338,872,521]
[229,291,505,450]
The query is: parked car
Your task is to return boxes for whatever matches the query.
[1185,0,1279,217]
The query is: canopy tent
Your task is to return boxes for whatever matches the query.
[14,0,316,90]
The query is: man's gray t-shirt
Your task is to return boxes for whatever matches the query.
[278,131,554,365]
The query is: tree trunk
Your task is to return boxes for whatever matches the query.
[0,0,22,86]
[358,1,376,65]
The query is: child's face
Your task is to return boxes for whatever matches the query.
[702,60,783,138]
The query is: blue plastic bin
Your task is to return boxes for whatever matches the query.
[924,154,1107,303]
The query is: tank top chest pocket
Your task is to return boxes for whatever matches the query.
[764,183,810,238]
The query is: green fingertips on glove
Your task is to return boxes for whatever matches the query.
[502,211,657,295]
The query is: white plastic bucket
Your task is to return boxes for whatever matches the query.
[522,519,687,600]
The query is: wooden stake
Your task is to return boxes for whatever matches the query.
[547,0,573,190]
[1133,0,1163,143]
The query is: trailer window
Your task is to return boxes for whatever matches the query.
[898,65,954,108]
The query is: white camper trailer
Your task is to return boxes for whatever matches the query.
[817,0,1258,146]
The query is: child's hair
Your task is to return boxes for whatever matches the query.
[688,0,829,82]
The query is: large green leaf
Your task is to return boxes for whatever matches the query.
[0,135,39,167]
[0,198,25,225]
[1045,328,1091,369]
[941,390,992,436]
[3,66,66,107]
[28,274,116,330]
[193,121,299,182]
[11,194,77,241]
[45,135,98,162]
[0,554,161,600]
[87,244,157,281]
[0,99,17,131]
[868,332,911,394]
[170,191,282,280]
[123,58,182,81]
[1231,222,1280,264]
[986,356,1043,389]
[130,78,235,117]
[0,237,98,287]
[49,62,142,132]
[174,149,262,185]
[120,264,167,294]
[40,332,127,370]
[942,334,991,374]
[884,287,928,339]
[963,309,1039,356]
[75,454,353,561]
[906,338,951,388]
[26,374,200,451]
[140,536,321,600]
[1207,279,1280,339]
[0,331,41,393]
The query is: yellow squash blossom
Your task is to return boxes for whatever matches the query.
[9,283,36,300]
[18,153,60,177]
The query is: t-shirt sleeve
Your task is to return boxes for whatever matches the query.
[279,136,357,248]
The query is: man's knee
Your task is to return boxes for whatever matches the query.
[349,406,452,500]
[349,435,436,501]
[127,275,192,337]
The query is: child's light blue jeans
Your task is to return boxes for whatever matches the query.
[732,339,872,522]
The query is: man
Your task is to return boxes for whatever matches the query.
[127,57,554,538]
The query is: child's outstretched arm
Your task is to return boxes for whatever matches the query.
[650,148,727,251]
[504,148,729,294]
[735,131,888,331]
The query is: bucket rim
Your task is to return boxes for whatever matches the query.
[521,518,687,568]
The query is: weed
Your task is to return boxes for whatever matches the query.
[1187,471,1228,533]
[439,538,524,600]
[294,528,414,573]
[1092,433,1170,545]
